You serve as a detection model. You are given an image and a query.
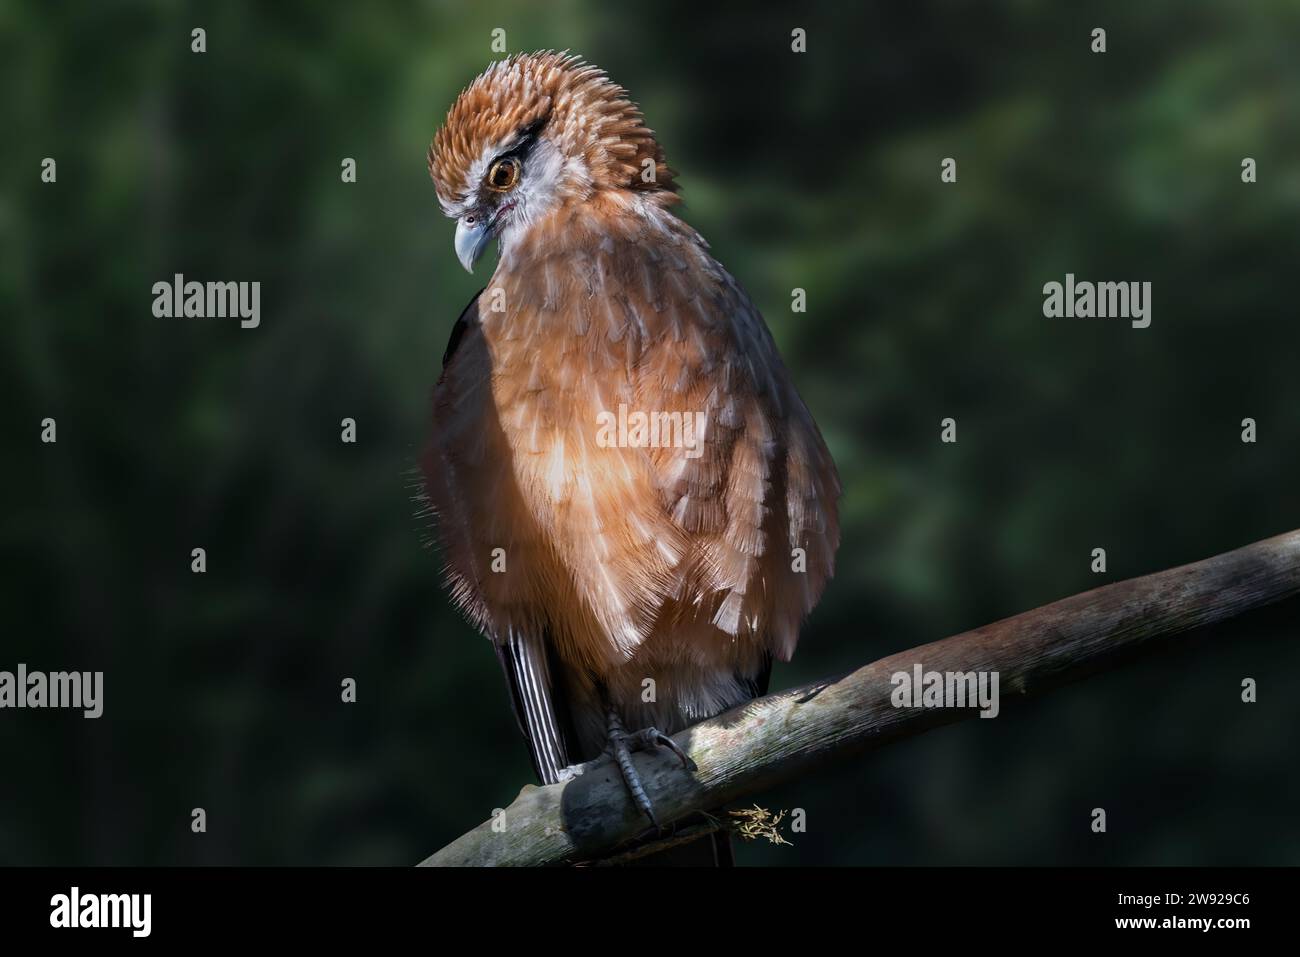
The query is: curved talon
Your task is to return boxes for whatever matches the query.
[654,731,697,772]
[628,727,697,772]
[606,710,697,826]
[610,729,658,826]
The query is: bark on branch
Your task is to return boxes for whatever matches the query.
[421,529,1300,866]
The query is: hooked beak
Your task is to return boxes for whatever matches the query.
[454,214,492,273]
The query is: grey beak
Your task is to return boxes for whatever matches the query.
[454,216,492,273]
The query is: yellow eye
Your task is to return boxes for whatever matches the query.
[486,157,520,192]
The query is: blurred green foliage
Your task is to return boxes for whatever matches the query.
[1,0,1297,865]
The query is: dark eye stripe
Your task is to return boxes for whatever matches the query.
[481,119,545,193]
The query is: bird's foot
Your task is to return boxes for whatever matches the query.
[554,764,583,784]
[606,709,697,828]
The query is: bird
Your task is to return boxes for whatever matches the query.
[421,51,840,864]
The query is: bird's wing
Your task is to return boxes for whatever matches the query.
[440,289,476,368]
[421,289,560,640]
[631,254,840,660]
[423,291,583,781]
[608,205,841,664]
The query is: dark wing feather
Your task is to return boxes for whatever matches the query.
[442,289,482,369]
[494,628,578,785]
[438,290,578,784]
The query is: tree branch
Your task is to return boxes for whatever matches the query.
[420,529,1300,866]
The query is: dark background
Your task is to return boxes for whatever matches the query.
[1,0,1297,865]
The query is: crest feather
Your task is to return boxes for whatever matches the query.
[428,51,677,206]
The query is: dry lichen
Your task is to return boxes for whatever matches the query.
[728,805,793,846]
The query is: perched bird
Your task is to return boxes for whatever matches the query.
[421,52,840,862]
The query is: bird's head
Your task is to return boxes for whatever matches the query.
[428,51,677,272]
